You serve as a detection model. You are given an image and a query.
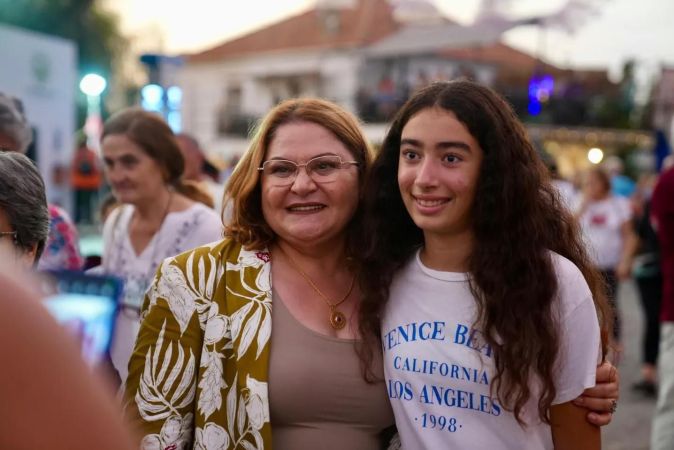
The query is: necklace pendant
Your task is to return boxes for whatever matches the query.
[330,310,347,330]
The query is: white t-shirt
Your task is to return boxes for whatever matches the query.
[381,250,601,450]
[575,196,631,269]
[102,202,222,383]
[551,179,577,211]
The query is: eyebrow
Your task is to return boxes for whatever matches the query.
[266,152,340,161]
[103,153,139,163]
[400,138,472,152]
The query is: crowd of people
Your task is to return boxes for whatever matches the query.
[6,77,674,449]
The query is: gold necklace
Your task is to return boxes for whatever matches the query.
[277,245,355,330]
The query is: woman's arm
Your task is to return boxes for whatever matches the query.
[616,218,637,280]
[617,222,639,280]
[551,401,601,450]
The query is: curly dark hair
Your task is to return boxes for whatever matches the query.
[357,80,611,424]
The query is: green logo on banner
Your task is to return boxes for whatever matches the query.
[31,52,50,84]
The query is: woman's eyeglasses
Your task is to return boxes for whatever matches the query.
[0,231,17,243]
[258,155,358,186]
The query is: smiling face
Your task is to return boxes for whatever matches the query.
[101,134,166,205]
[260,121,360,249]
[397,107,483,242]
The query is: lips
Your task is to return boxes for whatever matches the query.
[286,203,326,212]
[415,198,449,207]
[111,182,133,191]
[413,196,450,207]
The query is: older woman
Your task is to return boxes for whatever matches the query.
[0,151,50,268]
[100,108,222,385]
[124,98,393,450]
[124,98,618,450]
[0,91,83,271]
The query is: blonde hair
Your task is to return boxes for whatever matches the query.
[224,98,373,249]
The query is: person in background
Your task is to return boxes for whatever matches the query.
[71,135,103,224]
[604,155,636,198]
[575,167,632,356]
[176,132,223,210]
[100,108,222,385]
[360,80,611,449]
[0,152,50,269]
[38,204,84,271]
[650,155,674,450]
[619,174,663,397]
[0,93,32,153]
[548,159,577,210]
[0,91,83,272]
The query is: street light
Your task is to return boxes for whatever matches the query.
[79,73,107,151]
[588,147,604,165]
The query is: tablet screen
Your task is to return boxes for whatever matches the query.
[42,271,122,366]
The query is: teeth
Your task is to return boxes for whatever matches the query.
[289,205,324,212]
[416,198,447,207]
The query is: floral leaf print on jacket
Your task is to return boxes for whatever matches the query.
[124,239,273,450]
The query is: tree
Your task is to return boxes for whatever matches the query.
[0,0,127,83]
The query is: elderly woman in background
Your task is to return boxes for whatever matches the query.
[0,151,50,268]
[100,108,222,385]
[123,98,618,450]
[0,91,83,271]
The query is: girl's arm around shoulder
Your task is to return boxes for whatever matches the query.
[551,401,601,450]
[550,253,607,426]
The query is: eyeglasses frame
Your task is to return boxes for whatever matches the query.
[0,231,18,244]
[257,155,359,185]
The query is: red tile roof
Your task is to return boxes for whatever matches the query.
[439,43,553,73]
[440,43,614,89]
[188,0,399,63]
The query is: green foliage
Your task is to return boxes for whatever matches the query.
[0,0,126,78]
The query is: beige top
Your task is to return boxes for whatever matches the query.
[269,290,395,450]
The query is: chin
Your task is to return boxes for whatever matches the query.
[412,217,460,235]
[113,192,136,205]
[285,226,339,245]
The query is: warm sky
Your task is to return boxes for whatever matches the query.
[105,0,674,85]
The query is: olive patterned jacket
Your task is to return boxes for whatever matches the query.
[123,238,273,450]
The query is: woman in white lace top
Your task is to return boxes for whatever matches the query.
[100,108,222,384]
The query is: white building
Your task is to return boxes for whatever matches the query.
[176,0,537,158]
